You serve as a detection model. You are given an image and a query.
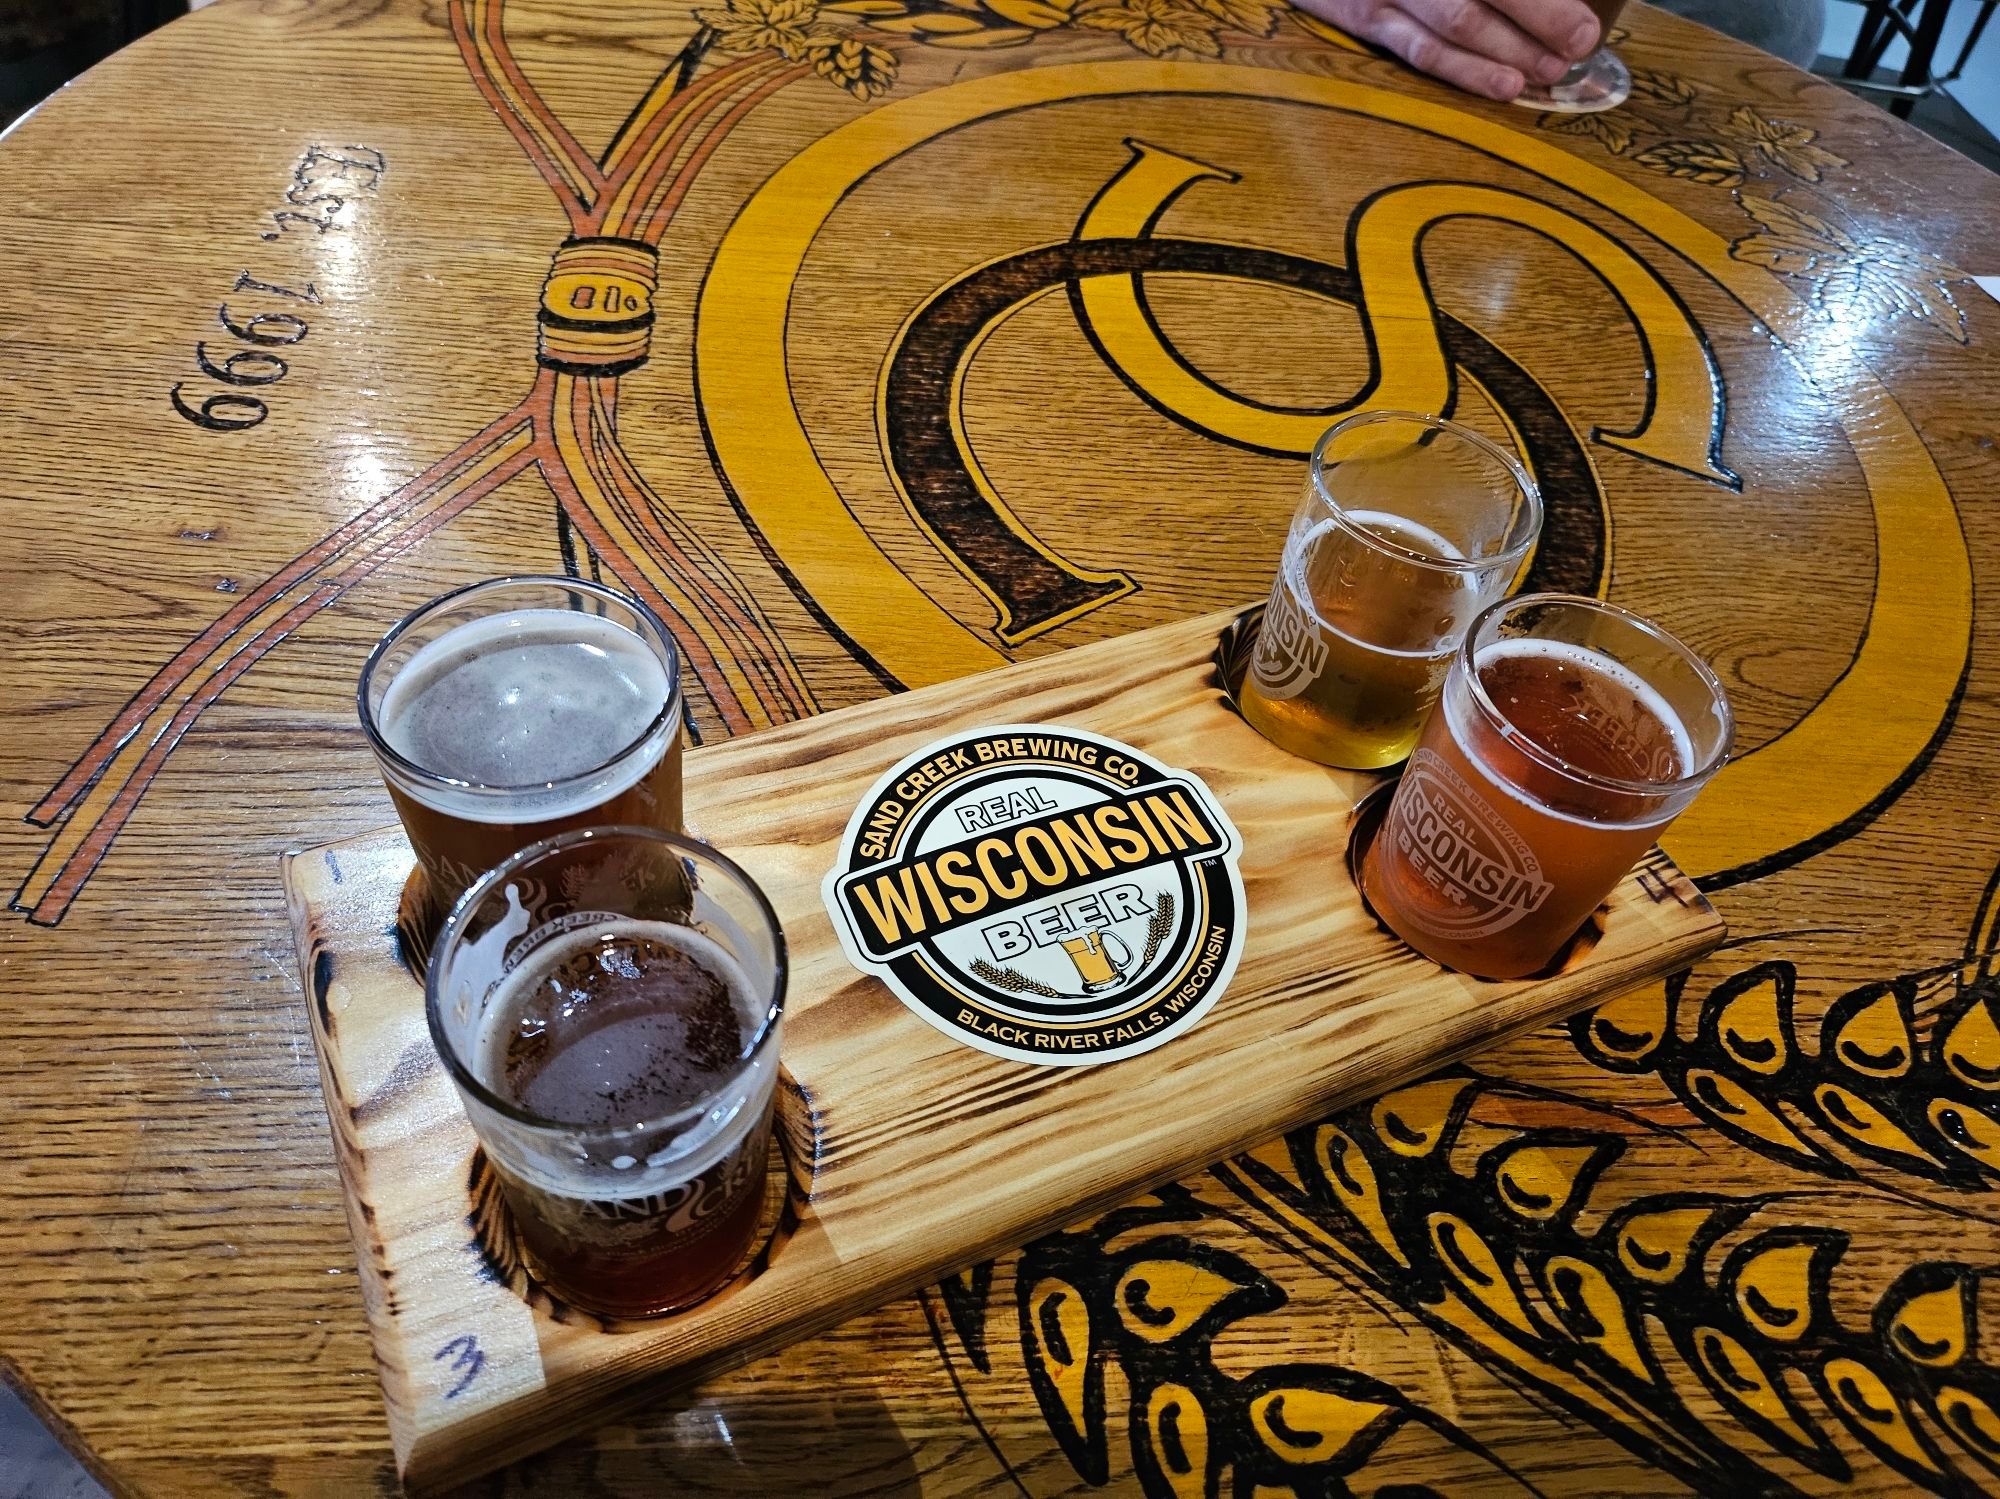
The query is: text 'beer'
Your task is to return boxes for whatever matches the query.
[377,606,682,911]
[477,920,772,1317]
[1242,512,1472,770]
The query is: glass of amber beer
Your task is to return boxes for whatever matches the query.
[428,826,786,1318]
[1362,593,1732,979]
[359,576,684,918]
[1514,0,1630,113]
[1241,412,1541,770]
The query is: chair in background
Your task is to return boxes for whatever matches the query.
[1837,0,1996,117]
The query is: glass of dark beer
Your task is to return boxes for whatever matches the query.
[427,825,786,1318]
[1240,412,1541,771]
[1515,0,1630,113]
[1361,593,1732,979]
[358,576,683,918]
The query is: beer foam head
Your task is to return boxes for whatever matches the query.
[472,918,777,1197]
[378,608,675,822]
[1449,638,1696,826]
[1337,510,1468,564]
[1475,638,1693,773]
[1281,514,1482,661]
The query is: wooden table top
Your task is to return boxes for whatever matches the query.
[2,0,1997,1493]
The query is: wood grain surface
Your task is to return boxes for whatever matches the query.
[3,0,2000,1494]
[284,607,1720,1489]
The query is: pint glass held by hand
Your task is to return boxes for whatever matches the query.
[1361,594,1732,979]
[1515,0,1630,113]
[1241,412,1542,771]
[428,827,786,1319]
[358,576,684,917]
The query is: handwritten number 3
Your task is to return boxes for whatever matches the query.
[434,1335,484,1399]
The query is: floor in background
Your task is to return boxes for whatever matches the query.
[1821,0,2000,151]
[1832,55,2000,171]
[0,1385,108,1499]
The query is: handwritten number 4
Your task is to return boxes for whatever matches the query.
[434,1335,484,1399]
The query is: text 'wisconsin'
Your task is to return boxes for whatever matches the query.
[840,785,1226,958]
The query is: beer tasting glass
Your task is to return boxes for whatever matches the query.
[428,826,787,1318]
[1362,593,1733,979]
[1241,412,1542,770]
[358,576,684,917]
[1515,0,1630,113]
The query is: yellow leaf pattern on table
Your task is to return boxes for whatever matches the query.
[1885,1275,1969,1367]
[1539,1254,1650,1380]
[1187,0,1283,36]
[1724,104,1849,183]
[1628,66,1697,106]
[1538,110,1636,156]
[1023,1275,1098,1465]
[1711,965,1792,1075]
[1370,1075,1477,1157]
[1821,1356,1947,1477]
[807,36,898,96]
[1575,977,1674,1067]
[969,1191,1531,1492]
[1612,1202,1725,1284]
[696,0,835,56]
[1726,1231,1842,1343]
[1073,0,1227,57]
[1691,1325,1829,1455]
[1632,138,1746,187]
[1428,1212,1537,1335]
[1731,194,1969,343]
[1485,1136,1619,1223]
[981,0,1071,25]
[1307,1124,1409,1266]
[1137,1382,1209,1499]
[1115,1258,1254,1342]
[1247,1384,1400,1465]
[1943,991,2000,1088]
[1825,982,1915,1079]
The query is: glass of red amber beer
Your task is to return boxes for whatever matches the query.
[1362,594,1732,979]
[358,576,684,919]
[428,826,786,1318]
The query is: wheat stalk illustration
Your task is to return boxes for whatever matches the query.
[1140,893,1175,967]
[969,957,1066,998]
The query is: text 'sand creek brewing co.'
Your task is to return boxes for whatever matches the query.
[824,724,1246,1066]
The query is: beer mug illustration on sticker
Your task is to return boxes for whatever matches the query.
[1060,930,1134,994]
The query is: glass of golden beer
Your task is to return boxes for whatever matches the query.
[1514,0,1630,113]
[358,576,684,920]
[1362,593,1733,979]
[1241,412,1541,770]
[428,826,786,1318]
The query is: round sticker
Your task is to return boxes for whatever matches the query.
[823,723,1247,1066]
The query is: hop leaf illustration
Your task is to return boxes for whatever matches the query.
[1723,105,1849,184]
[696,0,835,57]
[1186,0,1283,37]
[1072,0,1227,56]
[1732,194,1967,343]
[1540,110,1636,155]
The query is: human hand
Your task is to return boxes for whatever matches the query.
[1292,0,1606,102]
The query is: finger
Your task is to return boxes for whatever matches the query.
[1397,0,1571,83]
[1482,0,1603,60]
[1370,8,1526,100]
